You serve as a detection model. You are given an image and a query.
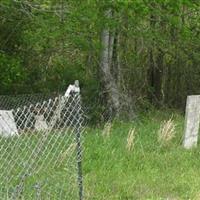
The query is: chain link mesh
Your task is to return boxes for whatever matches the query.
[0,85,84,199]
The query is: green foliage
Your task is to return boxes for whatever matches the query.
[0,53,26,94]
[0,0,200,111]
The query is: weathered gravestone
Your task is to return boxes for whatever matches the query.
[183,95,200,149]
[0,110,18,137]
[35,114,48,131]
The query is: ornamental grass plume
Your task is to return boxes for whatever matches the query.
[126,127,136,151]
[102,122,112,138]
[158,117,176,146]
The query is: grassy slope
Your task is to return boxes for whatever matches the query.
[84,110,200,200]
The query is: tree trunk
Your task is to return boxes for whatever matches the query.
[148,9,164,106]
[147,11,156,103]
[154,48,164,104]
[100,9,120,116]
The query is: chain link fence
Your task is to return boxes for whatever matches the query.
[0,82,84,199]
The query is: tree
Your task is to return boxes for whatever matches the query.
[99,8,121,116]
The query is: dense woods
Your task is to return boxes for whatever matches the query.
[0,0,200,117]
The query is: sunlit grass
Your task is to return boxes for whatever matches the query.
[1,110,200,199]
[84,110,200,200]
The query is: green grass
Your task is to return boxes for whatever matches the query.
[0,132,79,199]
[1,110,200,199]
[84,110,200,200]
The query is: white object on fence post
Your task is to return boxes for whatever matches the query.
[64,80,80,97]
[183,95,200,149]
[49,80,80,128]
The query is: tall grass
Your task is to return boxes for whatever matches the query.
[84,110,200,200]
[158,117,176,146]
[126,127,137,151]
[2,110,200,199]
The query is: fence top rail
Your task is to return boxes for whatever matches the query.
[0,80,80,111]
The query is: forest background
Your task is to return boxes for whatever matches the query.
[0,0,200,120]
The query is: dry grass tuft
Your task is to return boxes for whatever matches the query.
[126,127,137,151]
[158,117,176,145]
[102,122,112,138]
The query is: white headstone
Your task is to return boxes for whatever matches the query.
[0,110,18,137]
[35,114,48,131]
[183,95,200,149]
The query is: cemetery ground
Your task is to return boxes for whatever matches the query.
[84,110,200,200]
[1,110,200,199]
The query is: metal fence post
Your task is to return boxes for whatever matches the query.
[0,81,84,199]
[74,80,83,200]
[76,123,83,200]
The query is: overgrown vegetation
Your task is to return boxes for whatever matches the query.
[1,1,200,198]
[2,110,199,199]
[84,111,200,199]
[0,0,200,115]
